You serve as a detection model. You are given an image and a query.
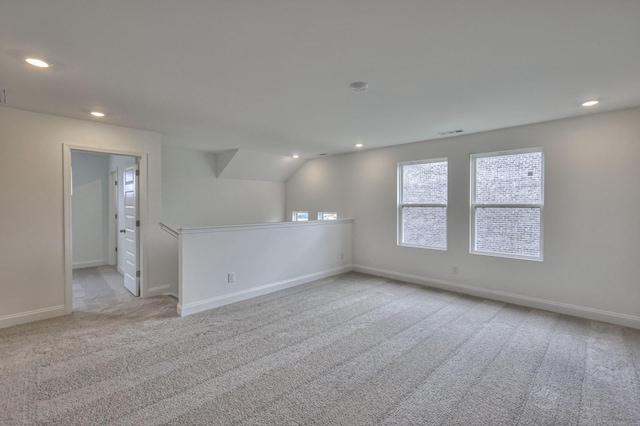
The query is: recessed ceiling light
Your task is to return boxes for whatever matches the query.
[582,100,599,107]
[349,82,369,91]
[292,154,299,159]
[91,111,105,117]
[25,58,50,68]
[355,143,364,148]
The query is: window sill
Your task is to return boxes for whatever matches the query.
[470,249,543,262]
[398,243,447,251]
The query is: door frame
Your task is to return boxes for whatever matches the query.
[108,169,118,267]
[63,144,150,314]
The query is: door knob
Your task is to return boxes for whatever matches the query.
[120,229,126,233]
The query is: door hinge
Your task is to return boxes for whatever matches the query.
[136,220,140,227]
[136,270,140,278]
[115,247,118,252]
[135,169,139,177]
[115,181,117,186]
[115,214,118,219]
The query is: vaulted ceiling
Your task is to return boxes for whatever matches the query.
[2,1,639,157]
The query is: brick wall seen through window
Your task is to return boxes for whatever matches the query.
[471,149,543,260]
[398,159,448,249]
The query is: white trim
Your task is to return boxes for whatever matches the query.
[63,144,150,315]
[147,285,171,296]
[177,218,353,235]
[72,259,109,269]
[108,169,118,266]
[398,243,447,251]
[178,265,352,317]
[353,264,640,330]
[0,305,66,329]
[159,222,179,238]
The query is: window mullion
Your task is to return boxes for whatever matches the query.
[402,203,447,208]
[473,203,542,209]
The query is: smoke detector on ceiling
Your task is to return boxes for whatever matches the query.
[349,82,369,91]
[438,129,464,136]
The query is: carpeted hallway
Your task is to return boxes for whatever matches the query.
[1,272,639,425]
[72,266,138,312]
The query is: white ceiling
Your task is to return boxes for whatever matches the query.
[2,1,640,157]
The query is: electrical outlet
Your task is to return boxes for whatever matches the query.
[227,272,235,283]
[451,266,458,275]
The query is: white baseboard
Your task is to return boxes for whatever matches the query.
[178,265,352,317]
[72,259,108,269]
[147,285,171,297]
[0,305,66,329]
[353,264,640,330]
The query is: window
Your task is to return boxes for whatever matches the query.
[471,148,543,260]
[398,158,448,249]
[292,211,308,221]
[318,212,338,220]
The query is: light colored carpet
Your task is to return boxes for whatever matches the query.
[1,272,639,425]
[73,266,137,312]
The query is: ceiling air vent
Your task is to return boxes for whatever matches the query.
[437,129,464,136]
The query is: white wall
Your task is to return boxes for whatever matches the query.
[162,142,286,227]
[285,154,351,221]
[286,107,640,327]
[178,220,353,316]
[71,151,110,268]
[160,141,290,299]
[0,107,172,328]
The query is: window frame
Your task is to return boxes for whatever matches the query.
[292,211,309,222]
[317,212,338,220]
[397,157,448,250]
[470,147,544,261]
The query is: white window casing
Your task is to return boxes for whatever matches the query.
[318,212,338,220]
[470,147,544,261]
[398,158,448,250]
[292,211,309,222]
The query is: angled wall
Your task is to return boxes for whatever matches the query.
[162,143,286,227]
[216,149,304,182]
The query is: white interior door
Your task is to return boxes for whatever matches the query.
[122,165,139,296]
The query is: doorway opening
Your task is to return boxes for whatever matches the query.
[63,145,149,314]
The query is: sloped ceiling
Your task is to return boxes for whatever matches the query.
[216,149,304,182]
